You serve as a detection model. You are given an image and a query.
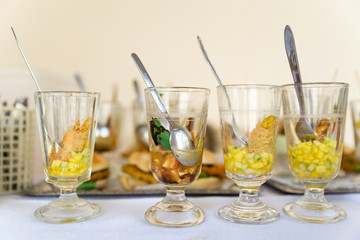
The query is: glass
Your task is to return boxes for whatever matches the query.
[351,100,360,166]
[95,102,123,152]
[282,82,348,223]
[217,84,281,224]
[34,91,101,223]
[144,87,209,227]
[132,98,149,151]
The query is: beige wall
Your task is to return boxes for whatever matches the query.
[1,0,360,177]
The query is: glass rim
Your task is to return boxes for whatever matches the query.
[281,82,349,89]
[145,86,210,93]
[216,84,280,89]
[34,91,100,96]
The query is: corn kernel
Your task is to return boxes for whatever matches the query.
[316,152,325,159]
[316,166,326,174]
[61,162,68,168]
[73,154,83,161]
[234,162,242,169]
[251,162,264,169]
[68,163,74,170]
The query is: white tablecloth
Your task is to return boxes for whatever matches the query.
[1,191,359,240]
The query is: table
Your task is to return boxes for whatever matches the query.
[1,190,359,240]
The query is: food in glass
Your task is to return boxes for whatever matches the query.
[282,82,348,224]
[48,118,92,176]
[350,100,360,171]
[287,137,340,180]
[34,91,101,224]
[224,116,277,176]
[149,119,202,185]
[144,87,209,228]
[217,85,281,224]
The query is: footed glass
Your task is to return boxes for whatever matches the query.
[282,82,348,223]
[34,91,101,224]
[351,99,360,163]
[144,87,209,228]
[217,85,281,224]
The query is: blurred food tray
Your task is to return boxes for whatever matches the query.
[24,178,240,197]
[267,172,360,194]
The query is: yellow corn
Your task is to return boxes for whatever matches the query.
[223,145,274,175]
[47,148,91,176]
[287,137,340,180]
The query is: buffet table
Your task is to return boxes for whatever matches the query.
[1,188,359,240]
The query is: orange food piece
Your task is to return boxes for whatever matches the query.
[248,115,277,153]
[314,118,330,141]
[191,131,195,142]
[162,154,179,169]
[49,118,91,164]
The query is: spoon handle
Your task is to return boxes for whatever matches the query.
[131,53,176,127]
[74,73,87,92]
[11,27,41,92]
[197,36,248,146]
[284,25,306,114]
[197,36,223,86]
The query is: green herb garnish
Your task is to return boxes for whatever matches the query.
[150,119,171,150]
[198,172,210,179]
[356,164,360,172]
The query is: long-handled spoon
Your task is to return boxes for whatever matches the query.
[197,36,248,147]
[284,25,315,141]
[74,73,87,91]
[11,27,60,167]
[131,53,200,167]
[11,27,41,91]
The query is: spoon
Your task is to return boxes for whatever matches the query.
[197,36,249,147]
[133,79,149,147]
[11,27,60,167]
[74,73,87,91]
[284,25,315,141]
[131,53,199,167]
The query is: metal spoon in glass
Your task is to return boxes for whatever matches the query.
[11,26,61,167]
[133,79,149,147]
[131,53,199,167]
[197,36,248,147]
[284,25,315,141]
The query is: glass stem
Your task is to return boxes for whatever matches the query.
[302,185,328,204]
[236,187,261,207]
[58,186,79,203]
[164,187,186,204]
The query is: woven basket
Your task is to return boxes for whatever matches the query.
[0,107,35,193]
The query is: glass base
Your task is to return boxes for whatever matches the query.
[283,200,346,224]
[34,197,101,224]
[145,200,205,228]
[219,201,279,224]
